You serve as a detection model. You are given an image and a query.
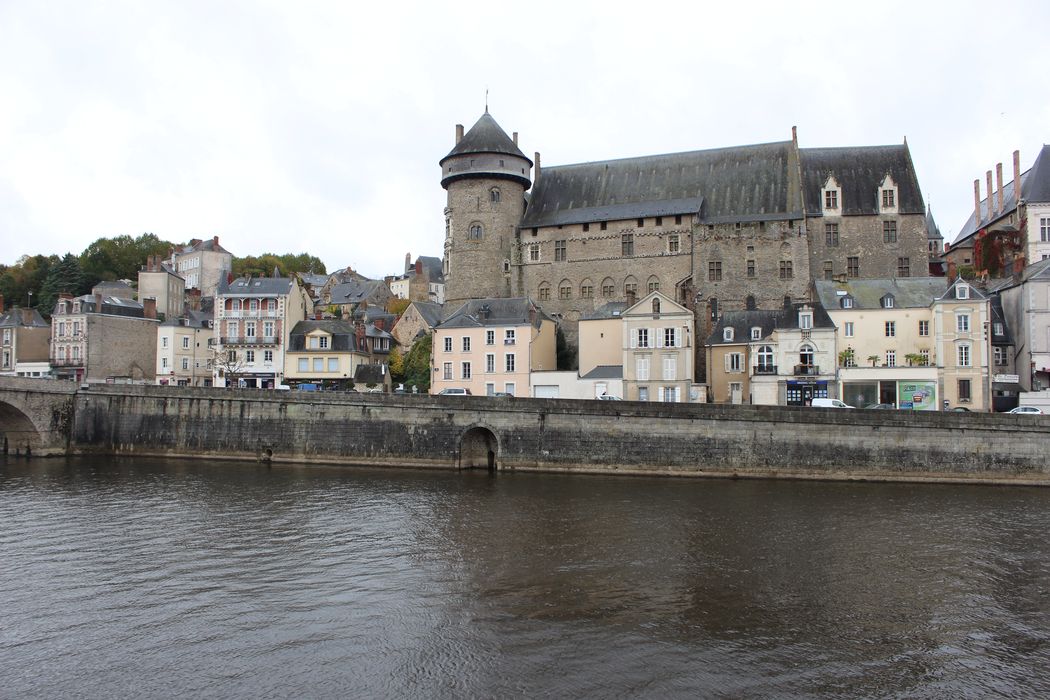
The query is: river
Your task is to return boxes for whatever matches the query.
[2,456,1048,698]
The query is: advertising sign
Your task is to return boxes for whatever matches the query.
[897,381,937,411]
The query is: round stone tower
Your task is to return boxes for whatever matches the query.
[440,111,532,305]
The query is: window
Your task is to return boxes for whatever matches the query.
[799,345,814,368]
[555,240,567,262]
[602,279,615,297]
[318,336,329,349]
[298,358,308,372]
[182,336,190,349]
[882,295,894,309]
[958,378,972,401]
[583,223,590,232]
[675,215,683,225]
[486,354,495,373]
[1041,217,1050,242]
[600,221,607,231]
[249,299,258,312]
[723,327,734,342]
[622,233,634,256]
[664,328,678,347]
[668,234,680,254]
[779,261,793,279]
[469,223,483,239]
[886,350,896,368]
[957,284,970,300]
[444,337,453,353]
[636,356,650,381]
[844,321,854,337]
[462,337,471,352]
[751,327,761,340]
[504,382,516,396]
[637,218,644,227]
[747,260,756,278]
[663,355,677,380]
[825,190,838,209]
[638,386,649,401]
[994,322,1004,335]
[994,346,1005,366]
[529,244,540,262]
[505,329,515,345]
[162,336,169,348]
[246,322,256,337]
[957,314,970,333]
[799,312,812,330]
[655,217,663,226]
[443,362,453,380]
[161,357,169,369]
[726,353,742,373]
[647,278,660,293]
[825,223,839,246]
[885,321,896,337]
[847,257,859,278]
[897,257,910,277]
[624,280,637,297]
[268,299,277,312]
[462,362,472,379]
[246,350,255,363]
[490,188,501,203]
[264,350,273,363]
[757,345,774,372]
[486,330,495,345]
[823,261,833,280]
[505,354,516,372]
[709,261,722,281]
[581,283,594,298]
[882,189,895,208]
[913,319,928,337]
[957,344,971,367]
[920,349,930,365]
[842,296,853,309]
[328,358,338,372]
[637,328,651,348]
[883,220,897,243]
[559,283,571,300]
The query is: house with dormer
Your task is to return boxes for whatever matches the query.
[284,319,393,390]
[622,291,696,402]
[933,279,990,410]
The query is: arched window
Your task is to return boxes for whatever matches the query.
[647,275,660,293]
[799,344,815,369]
[468,223,483,240]
[580,278,594,299]
[757,345,775,373]
[624,276,638,299]
[502,259,510,273]
[745,295,756,310]
[559,279,572,300]
[601,277,615,298]
[652,298,661,314]
[537,282,551,301]
[490,188,501,203]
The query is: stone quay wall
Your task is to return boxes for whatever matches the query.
[63,384,1050,485]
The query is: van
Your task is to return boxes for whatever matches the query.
[812,398,853,409]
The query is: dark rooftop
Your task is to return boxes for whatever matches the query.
[441,112,530,164]
[800,144,925,216]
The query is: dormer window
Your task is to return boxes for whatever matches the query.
[723,327,734,342]
[957,283,970,300]
[751,327,762,340]
[879,175,899,213]
[799,311,813,330]
[882,294,895,309]
[841,295,854,309]
[822,176,841,214]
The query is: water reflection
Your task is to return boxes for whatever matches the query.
[1,457,1048,698]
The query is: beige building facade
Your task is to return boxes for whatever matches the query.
[622,292,695,403]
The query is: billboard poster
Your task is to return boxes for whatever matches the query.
[897,381,937,411]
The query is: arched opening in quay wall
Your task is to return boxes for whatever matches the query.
[460,426,499,471]
[0,401,44,456]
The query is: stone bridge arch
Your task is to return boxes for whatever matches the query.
[459,425,500,470]
[0,378,77,456]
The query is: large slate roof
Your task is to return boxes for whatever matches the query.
[522,140,802,228]
[814,278,948,310]
[580,365,623,380]
[218,276,296,297]
[0,308,49,328]
[707,302,835,345]
[160,309,213,328]
[288,319,390,352]
[800,145,924,216]
[328,280,390,304]
[952,145,1050,243]
[438,297,550,329]
[581,301,629,321]
[441,112,530,164]
[407,300,444,328]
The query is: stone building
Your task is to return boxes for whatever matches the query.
[49,291,159,383]
[0,304,50,377]
[440,112,930,349]
[156,310,214,387]
[138,255,186,320]
[168,236,233,298]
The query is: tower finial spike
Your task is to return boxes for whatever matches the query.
[485,88,489,114]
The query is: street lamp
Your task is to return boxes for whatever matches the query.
[27,290,33,308]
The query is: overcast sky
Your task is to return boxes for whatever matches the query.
[2,0,1047,279]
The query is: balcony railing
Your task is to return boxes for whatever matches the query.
[793,364,821,376]
[222,336,279,345]
[221,310,280,319]
[504,338,516,345]
[51,358,84,367]
[753,365,778,375]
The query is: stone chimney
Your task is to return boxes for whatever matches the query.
[512,131,518,146]
[986,171,994,219]
[143,297,157,319]
[355,321,366,350]
[22,308,33,325]
[94,293,103,311]
[534,152,541,181]
[455,124,464,144]
[404,252,411,274]
[996,163,1004,214]
[314,310,323,320]
[415,260,423,275]
[528,306,536,326]
[791,125,798,147]
[974,179,982,226]
[213,235,219,248]
[1014,150,1022,203]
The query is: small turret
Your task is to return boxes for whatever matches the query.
[439,112,533,190]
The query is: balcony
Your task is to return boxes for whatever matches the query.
[504,338,516,345]
[793,364,821,376]
[223,336,279,346]
[753,365,778,375]
[51,358,84,367]
[221,309,280,319]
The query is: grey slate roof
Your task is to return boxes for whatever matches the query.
[288,319,390,352]
[938,279,988,301]
[814,278,948,310]
[417,255,444,282]
[438,297,551,329]
[952,145,1050,243]
[522,140,801,228]
[707,303,834,345]
[926,205,943,242]
[441,112,530,164]
[580,365,623,380]
[328,280,390,305]
[0,308,49,328]
[159,309,213,328]
[800,145,925,216]
[354,363,388,385]
[989,296,1013,346]
[218,276,295,297]
[61,294,146,317]
[299,272,330,288]
[581,301,629,321]
[407,300,444,328]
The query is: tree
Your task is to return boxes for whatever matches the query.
[0,254,56,311]
[402,334,432,393]
[232,253,326,279]
[556,325,577,371]
[80,233,174,288]
[867,355,880,368]
[37,253,88,314]
[212,346,248,387]
[388,345,405,385]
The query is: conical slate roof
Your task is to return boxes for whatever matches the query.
[440,112,530,165]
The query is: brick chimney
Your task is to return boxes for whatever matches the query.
[974,179,982,226]
[374,318,385,331]
[213,235,219,248]
[94,293,103,311]
[415,260,422,275]
[996,163,1004,214]
[355,321,366,350]
[1014,150,1022,203]
[143,297,157,319]
[455,124,464,144]
[986,170,994,219]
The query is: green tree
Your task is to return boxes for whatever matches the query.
[556,325,577,371]
[232,253,326,279]
[80,233,174,288]
[388,345,405,384]
[37,253,88,314]
[0,254,56,311]
[402,334,432,393]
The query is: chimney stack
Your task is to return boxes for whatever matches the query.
[404,252,411,274]
[22,308,33,325]
[996,163,1004,214]
[415,260,422,275]
[94,293,103,311]
[314,310,323,320]
[534,152,541,181]
[974,179,982,226]
[791,125,798,147]
[986,170,994,220]
[355,321,366,349]
[455,124,464,144]
[512,131,518,146]
[143,297,157,320]
[213,235,219,248]
[1013,150,1022,203]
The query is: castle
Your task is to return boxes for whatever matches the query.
[440,111,929,339]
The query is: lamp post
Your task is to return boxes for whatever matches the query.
[27,290,33,308]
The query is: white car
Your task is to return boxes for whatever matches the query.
[1008,406,1044,415]
[438,388,471,396]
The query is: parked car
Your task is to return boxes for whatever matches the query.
[1008,406,1044,415]
[812,398,853,409]
[438,388,471,396]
